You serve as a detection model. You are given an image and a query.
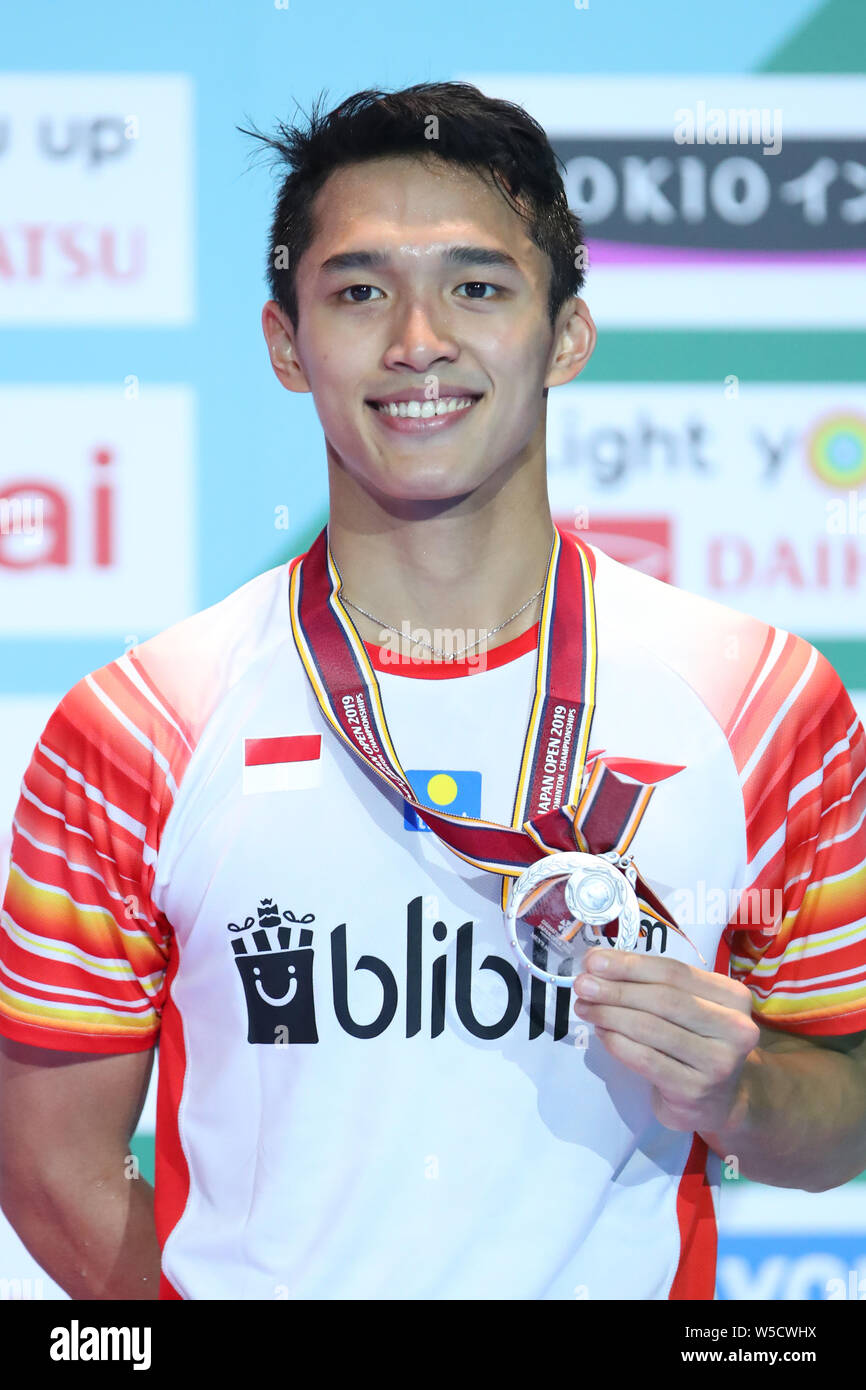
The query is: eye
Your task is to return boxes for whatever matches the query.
[455,282,501,300]
[338,285,385,303]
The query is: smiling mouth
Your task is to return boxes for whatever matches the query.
[366,396,480,418]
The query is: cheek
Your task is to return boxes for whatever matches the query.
[478,329,545,393]
[313,345,369,410]
[304,355,361,427]
[298,316,349,386]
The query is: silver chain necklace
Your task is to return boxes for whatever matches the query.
[341,584,545,659]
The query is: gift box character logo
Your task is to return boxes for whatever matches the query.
[228,898,319,1044]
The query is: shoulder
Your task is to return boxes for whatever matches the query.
[583,540,849,746]
[39,560,296,791]
[110,560,295,748]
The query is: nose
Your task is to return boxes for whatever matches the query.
[382,297,459,375]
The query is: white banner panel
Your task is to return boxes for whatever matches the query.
[547,382,866,634]
[0,74,193,323]
[0,386,196,635]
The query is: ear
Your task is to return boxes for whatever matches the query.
[261,299,312,395]
[544,296,596,390]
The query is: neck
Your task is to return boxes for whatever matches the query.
[325,470,556,662]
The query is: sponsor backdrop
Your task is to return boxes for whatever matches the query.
[0,0,864,1300]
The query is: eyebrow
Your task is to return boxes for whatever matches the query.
[318,245,523,277]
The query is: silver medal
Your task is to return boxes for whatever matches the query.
[504,850,641,985]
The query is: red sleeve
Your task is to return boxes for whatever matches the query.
[724,635,866,1037]
[0,654,192,1053]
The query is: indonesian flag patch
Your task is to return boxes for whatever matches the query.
[243,734,323,794]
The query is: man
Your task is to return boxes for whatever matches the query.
[0,81,864,1302]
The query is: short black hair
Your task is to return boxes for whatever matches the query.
[238,81,586,333]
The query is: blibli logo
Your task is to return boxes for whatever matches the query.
[403,769,482,830]
[227,895,587,1045]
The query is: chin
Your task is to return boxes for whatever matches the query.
[369,465,484,507]
[339,448,480,500]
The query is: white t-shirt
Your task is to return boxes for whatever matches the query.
[2,533,864,1300]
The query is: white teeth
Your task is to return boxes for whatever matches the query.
[375,397,476,418]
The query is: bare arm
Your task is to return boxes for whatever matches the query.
[573,949,866,1192]
[700,1023,866,1192]
[0,1035,161,1299]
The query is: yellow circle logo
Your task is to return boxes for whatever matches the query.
[426,773,458,806]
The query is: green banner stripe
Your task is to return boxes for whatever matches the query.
[581,333,866,382]
[804,638,866,689]
[129,1132,155,1186]
[759,0,866,74]
[724,1170,866,1186]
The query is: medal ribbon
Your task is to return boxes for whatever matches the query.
[289,523,697,954]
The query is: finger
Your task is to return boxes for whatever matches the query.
[591,1023,710,1093]
[584,948,754,1014]
[575,1000,748,1075]
[574,975,760,1047]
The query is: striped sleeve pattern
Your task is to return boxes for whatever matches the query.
[0,652,194,1053]
[724,629,866,1036]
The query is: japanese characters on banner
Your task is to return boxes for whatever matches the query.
[460,75,866,328]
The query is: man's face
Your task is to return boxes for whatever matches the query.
[263,153,593,505]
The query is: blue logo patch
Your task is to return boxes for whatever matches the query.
[403,769,482,831]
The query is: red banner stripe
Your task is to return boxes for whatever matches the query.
[244,735,322,766]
